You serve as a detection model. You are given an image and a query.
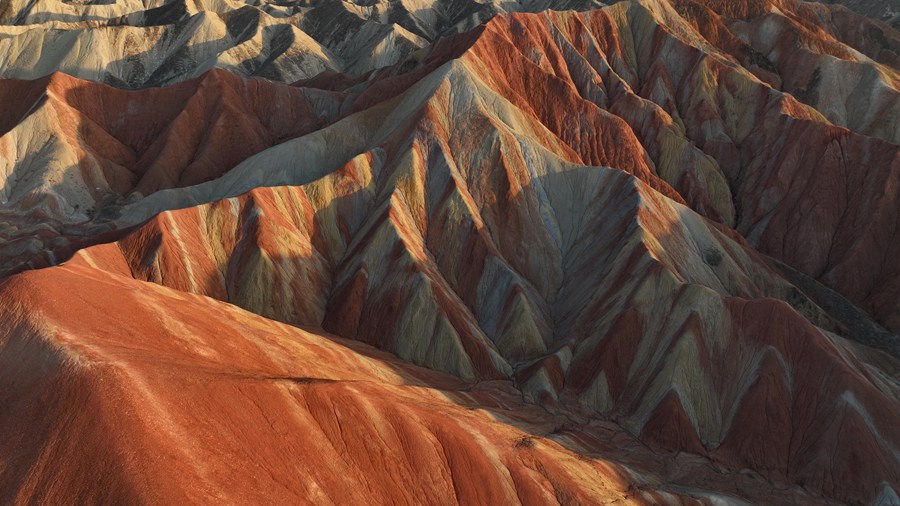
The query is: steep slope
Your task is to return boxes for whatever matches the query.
[0,261,653,505]
[0,69,339,203]
[4,0,899,333]
[73,154,900,504]
[296,0,605,72]
[8,167,897,505]
[0,7,338,86]
[109,0,900,337]
[0,69,346,276]
[0,0,607,84]
[1,1,900,504]
[0,0,176,24]
[812,0,900,28]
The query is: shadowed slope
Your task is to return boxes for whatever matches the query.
[0,0,607,83]
[73,153,900,504]
[7,177,896,503]
[1,2,900,503]
[100,0,900,335]
[0,261,656,505]
[810,0,900,28]
[4,2,899,333]
[0,69,344,276]
[0,6,338,86]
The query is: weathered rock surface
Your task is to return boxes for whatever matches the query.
[0,261,651,505]
[1,0,900,504]
[71,159,900,504]
[7,183,896,504]
[812,0,900,28]
[3,0,899,332]
[0,0,606,84]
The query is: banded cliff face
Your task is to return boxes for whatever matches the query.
[3,0,899,331]
[1,0,899,505]
[71,154,900,503]
[0,69,346,278]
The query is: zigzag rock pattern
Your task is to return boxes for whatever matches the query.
[1,0,899,504]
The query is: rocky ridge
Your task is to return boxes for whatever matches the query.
[1,0,899,504]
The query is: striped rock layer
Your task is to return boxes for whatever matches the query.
[1,0,900,505]
[0,0,604,84]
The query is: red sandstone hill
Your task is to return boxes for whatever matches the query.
[0,262,648,504]
[1,0,900,504]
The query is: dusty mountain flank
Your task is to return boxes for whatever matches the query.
[0,0,899,504]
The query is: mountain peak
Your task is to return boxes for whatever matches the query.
[1,0,899,504]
